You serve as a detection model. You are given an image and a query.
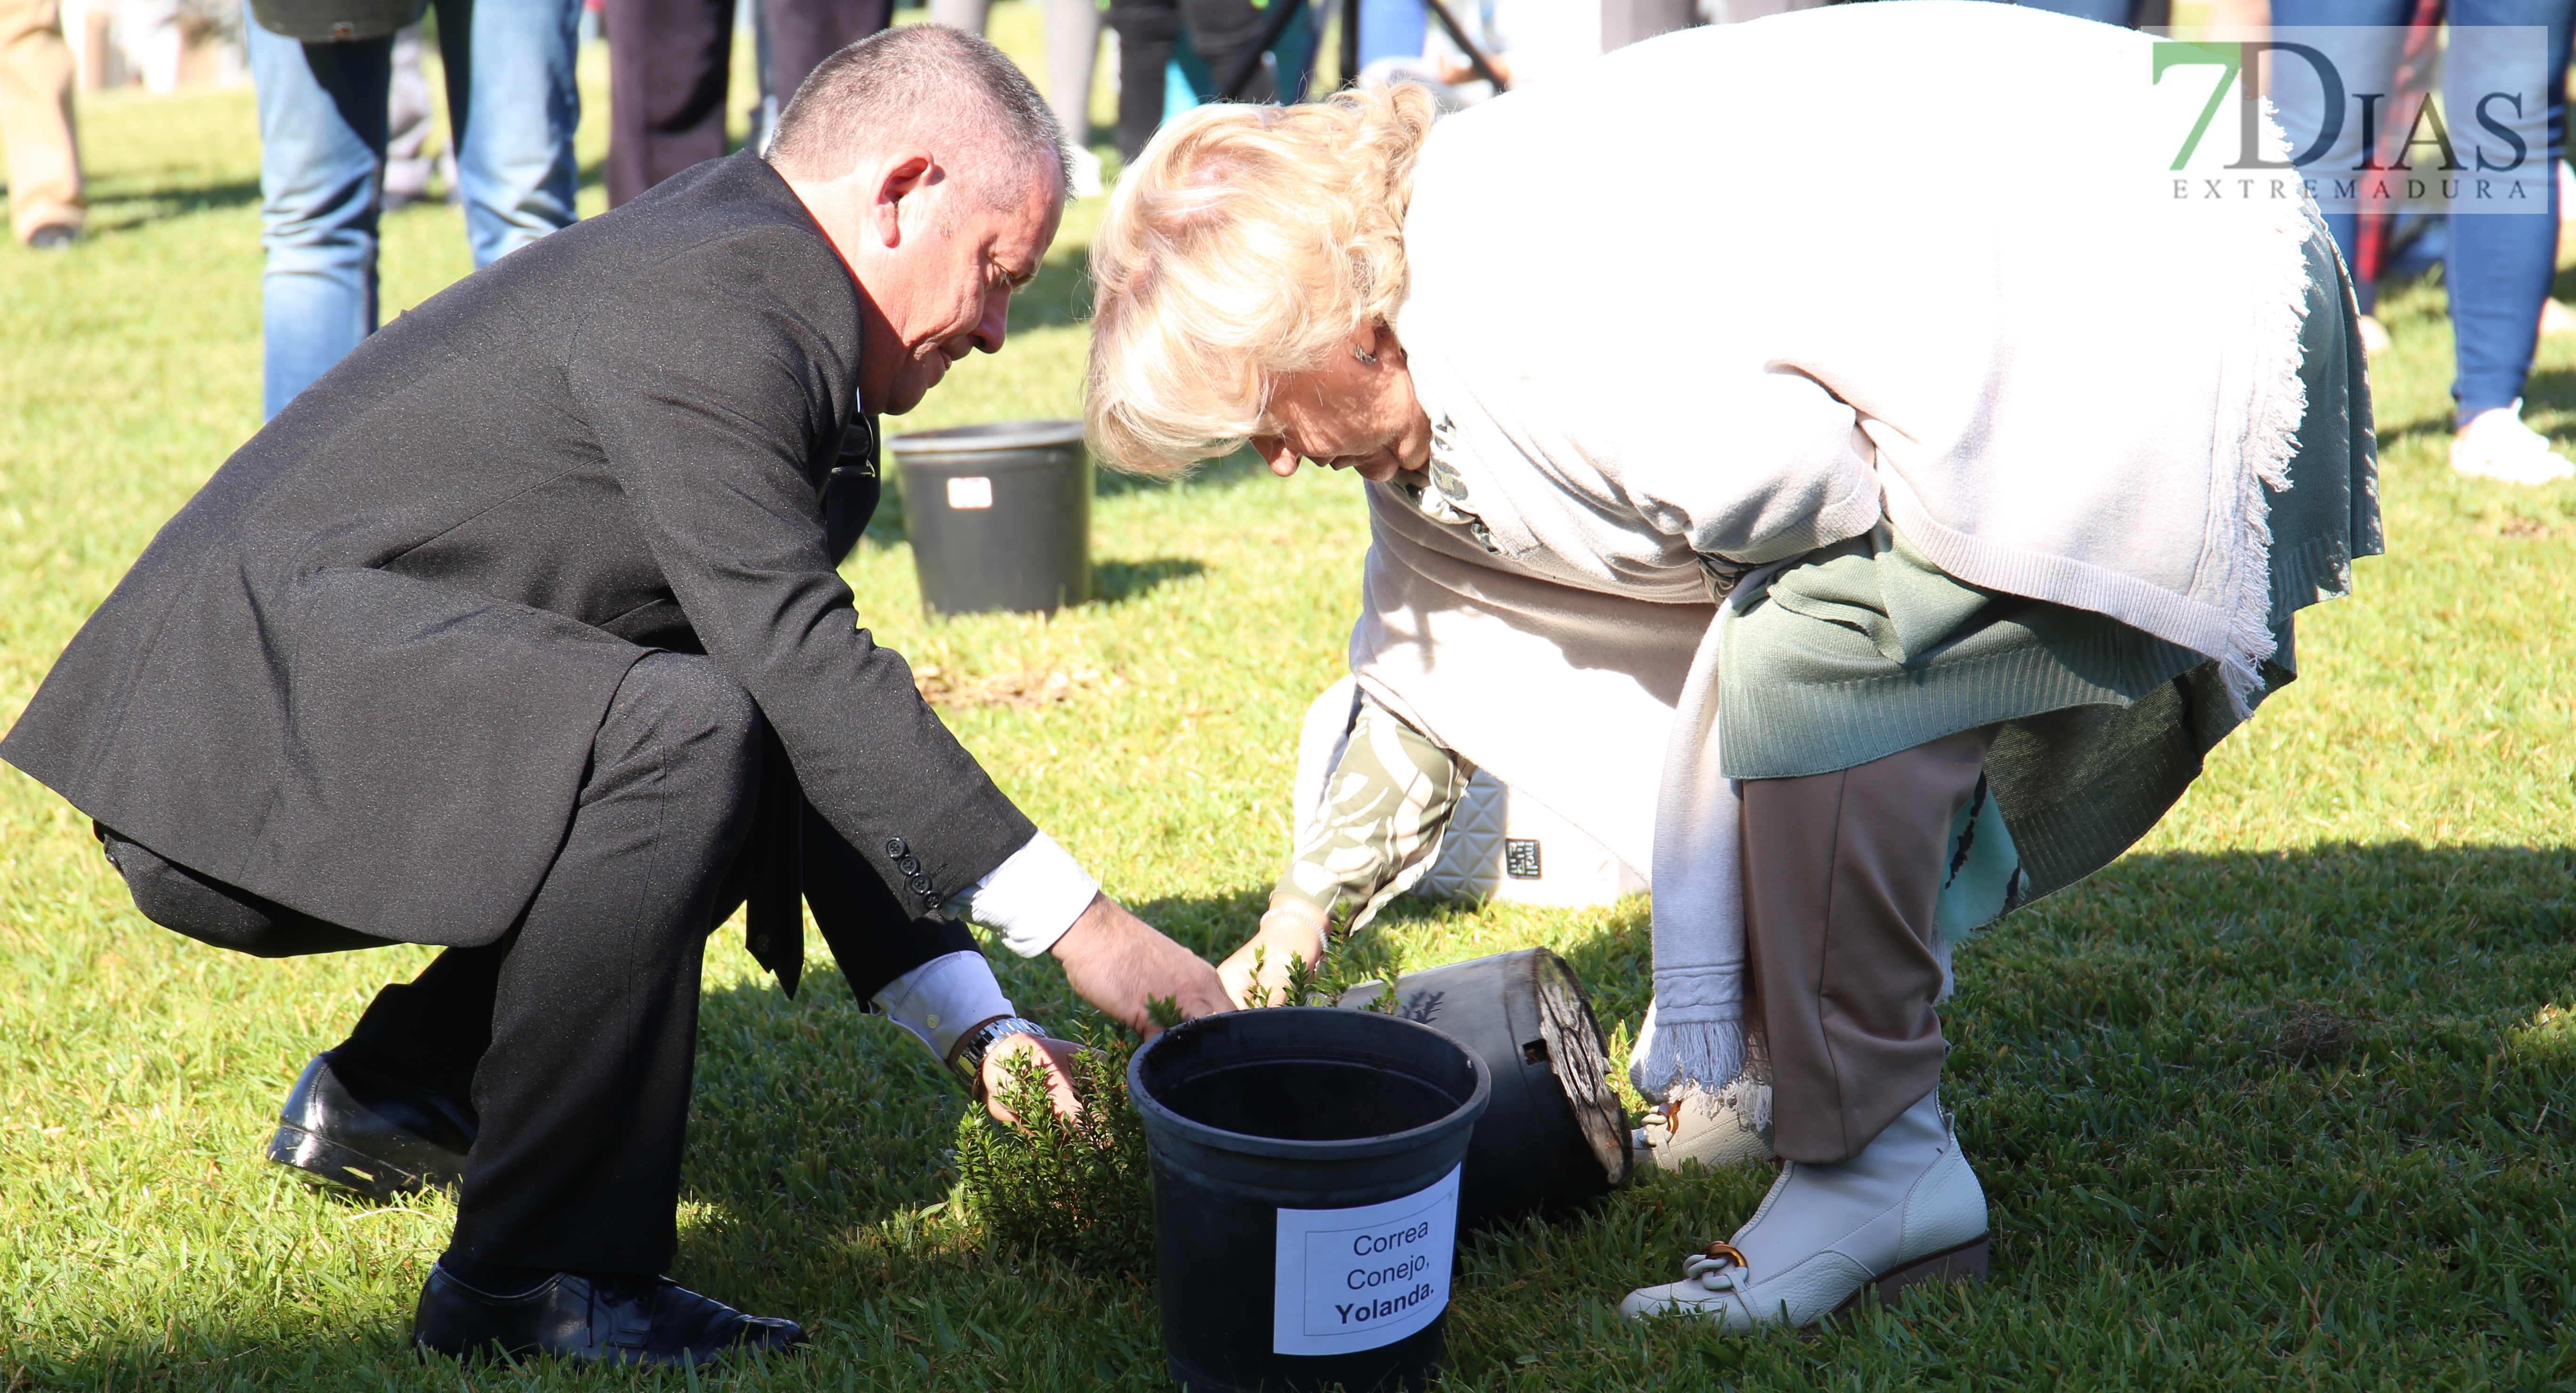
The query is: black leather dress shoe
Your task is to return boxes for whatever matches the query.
[412,1263,808,1366]
[266,1051,476,1202]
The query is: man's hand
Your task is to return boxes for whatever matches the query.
[979,1033,1085,1126]
[1219,896,1329,1008]
[1050,892,1232,1036]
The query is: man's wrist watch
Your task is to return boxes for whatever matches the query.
[949,1014,1049,1097]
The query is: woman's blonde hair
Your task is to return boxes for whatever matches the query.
[1085,83,1440,477]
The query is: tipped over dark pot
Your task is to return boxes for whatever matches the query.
[1336,948,1632,1229]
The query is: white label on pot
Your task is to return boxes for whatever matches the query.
[1271,1164,1460,1356]
[946,476,993,510]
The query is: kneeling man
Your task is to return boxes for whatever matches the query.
[0,25,1228,1367]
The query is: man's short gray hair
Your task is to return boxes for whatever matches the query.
[768,24,1070,208]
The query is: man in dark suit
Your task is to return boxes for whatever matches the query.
[0,26,1229,1368]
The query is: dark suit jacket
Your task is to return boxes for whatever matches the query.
[1,152,1035,950]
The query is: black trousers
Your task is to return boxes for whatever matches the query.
[104,652,976,1275]
[603,0,891,207]
[1104,0,1274,162]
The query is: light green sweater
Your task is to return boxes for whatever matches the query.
[1715,226,2382,907]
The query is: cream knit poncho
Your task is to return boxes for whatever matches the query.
[1389,3,2328,1094]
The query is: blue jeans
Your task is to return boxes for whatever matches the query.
[2271,0,2574,418]
[1357,0,1425,67]
[248,0,580,420]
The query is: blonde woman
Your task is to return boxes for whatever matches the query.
[1087,2,2378,1329]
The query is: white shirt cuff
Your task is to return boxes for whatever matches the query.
[948,831,1100,957]
[869,951,1015,1061]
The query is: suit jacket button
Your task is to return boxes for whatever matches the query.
[896,854,921,875]
[886,836,909,858]
[908,874,934,896]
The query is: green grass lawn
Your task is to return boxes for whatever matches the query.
[5,19,2576,1389]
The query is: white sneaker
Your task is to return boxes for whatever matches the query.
[2452,401,2576,486]
[1620,1089,1988,1330]
[1631,1076,1773,1174]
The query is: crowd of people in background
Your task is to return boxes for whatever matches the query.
[4,0,2575,482]
[0,0,84,247]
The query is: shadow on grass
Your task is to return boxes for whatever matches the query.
[29,842,2576,1387]
[81,177,264,235]
[1091,557,1207,605]
[2519,361,2576,425]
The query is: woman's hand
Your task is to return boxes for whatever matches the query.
[1219,898,1331,1008]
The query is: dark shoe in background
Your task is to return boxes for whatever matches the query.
[266,1051,476,1201]
[25,224,76,250]
[412,1264,808,1366]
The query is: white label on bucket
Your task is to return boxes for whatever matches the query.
[946,476,993,510]
[1270,1164,1460,1357]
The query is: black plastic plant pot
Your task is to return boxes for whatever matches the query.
[1336,948,1631,1230]
[1128,1008,1491,1393]
[886,420,1092,616]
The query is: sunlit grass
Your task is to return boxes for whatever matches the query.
[2,15,2573,1387]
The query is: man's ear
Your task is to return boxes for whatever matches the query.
[869,151,936,250]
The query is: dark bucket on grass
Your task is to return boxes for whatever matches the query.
[1336,948,1631,1230]
[887,420,1091,616]
[1129,1008,1490,1393]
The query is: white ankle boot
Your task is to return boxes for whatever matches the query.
[1620,1089,1988,1329]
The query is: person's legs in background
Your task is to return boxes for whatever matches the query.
[2262,0,2409,338]
[1601,0,1698,49]
[2444,0,2576,482]
[765,0,892,111]
[1177,0,1273,102]
[1357,0,1425,65]
[1105,0,1176,162]
[0,0,83,246]
[604,0,730,207]
[1042,0,1099,138]
[927,0,991,32]
[246,10,389,420]
[438,0,580,266]
[384,24,444,210]
[1042,0,1103,192]
[1102,0,1280,160]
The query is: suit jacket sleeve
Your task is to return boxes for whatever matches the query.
[564,227,1036,914]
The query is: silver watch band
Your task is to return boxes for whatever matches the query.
[950,1014,1048,1094]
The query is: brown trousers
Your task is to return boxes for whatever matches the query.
[0,0,81,242]
[1742,726,1996,1166]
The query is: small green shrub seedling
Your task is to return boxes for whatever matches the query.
[954,1030,1157,1279]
